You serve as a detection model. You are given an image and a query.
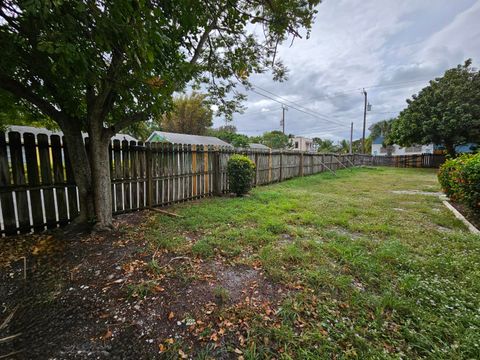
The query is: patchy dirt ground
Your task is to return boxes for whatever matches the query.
[0,212,289,359]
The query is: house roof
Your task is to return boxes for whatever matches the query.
[5,125,138,142]
[290,136,312,141]
[249,143,270,150]
[147,131,232,147]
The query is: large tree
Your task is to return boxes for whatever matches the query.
[161,93,212,135]
[0,0,319,229]
[388,60,480,156]
[313,137,337,153]
[208,125,250,148]
[260,130,290,149]
[369,118,395,141]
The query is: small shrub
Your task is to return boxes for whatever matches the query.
[438,152,480,210]
[438,155,468,198]
[460,153,480,209]
[227,154,256,196]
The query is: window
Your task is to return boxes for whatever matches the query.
[295,141,299,149]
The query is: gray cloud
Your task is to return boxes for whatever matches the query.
[213,0,480,141]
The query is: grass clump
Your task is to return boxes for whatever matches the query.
[126,280,158,299]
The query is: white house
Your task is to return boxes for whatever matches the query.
[371,135,433,156]
[290,136,314,152]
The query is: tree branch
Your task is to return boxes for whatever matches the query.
[107,112,147,137]
[0,74,67,126]
[90,49,123,123]
[189,24,215,65]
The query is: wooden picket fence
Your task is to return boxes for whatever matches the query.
[0,131,446,236]
[368,153,446,168]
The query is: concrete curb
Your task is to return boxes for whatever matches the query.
[439,195,480,235]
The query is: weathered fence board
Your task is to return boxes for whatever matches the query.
[0,133,16,235]
[24,133,43,231]
[64,139,79,220]
[0,130,447,236]
[51,135,68,225]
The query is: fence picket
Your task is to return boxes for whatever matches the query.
[9,132,30,233]
[24,133,44,231]
[0,133,16,235]
[51,135,68,225]
[37,134,56,229]
[63,137,79,220]
[112,140,123,212]
[122,140,131,211]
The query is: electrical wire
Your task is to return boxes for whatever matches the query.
[242,77,431,116]
[234,77,433,137]
[249,88,348,127]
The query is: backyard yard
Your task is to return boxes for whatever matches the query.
[1,167,479,359]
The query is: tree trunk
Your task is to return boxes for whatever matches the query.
[88,124,113,231]
[445,143,456,157]
[59,122,95,225]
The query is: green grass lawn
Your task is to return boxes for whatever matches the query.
[145,167,480,359]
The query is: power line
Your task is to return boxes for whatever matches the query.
[362,78,432,90]
[249,88,348,127]
[250,88,344,125]
[235,77,434,137]
[369,110,402,115]
[243,77,431,115]
[237,120,350,135]
[266,78,431,108]
[253,84,343,121]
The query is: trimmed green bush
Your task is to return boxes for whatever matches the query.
[438,155,467,199]
[461,153,480,209]
[438,152,480,210]
[227,154,256,196]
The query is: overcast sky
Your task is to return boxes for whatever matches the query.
[212,0,480,141]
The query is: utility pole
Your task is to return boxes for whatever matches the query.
[361,88,367,154]
[349,122,353,154]
[281,105,288,134]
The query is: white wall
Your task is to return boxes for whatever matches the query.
[291,137,314,152]
[371,143,434,156]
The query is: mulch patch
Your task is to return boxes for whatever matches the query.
[449,201,480,230]
[0,211,288,359]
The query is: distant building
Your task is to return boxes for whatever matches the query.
[5,125,138,142]
[433,143,477,154]
[147,131,232,147]
[371,135,476,156]
[248,143,270,150]
[290,136,314,152]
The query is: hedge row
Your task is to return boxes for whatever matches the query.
[438,152,480,211]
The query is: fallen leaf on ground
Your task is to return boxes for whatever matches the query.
[101,329,112,340]
[178,349,188,359]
